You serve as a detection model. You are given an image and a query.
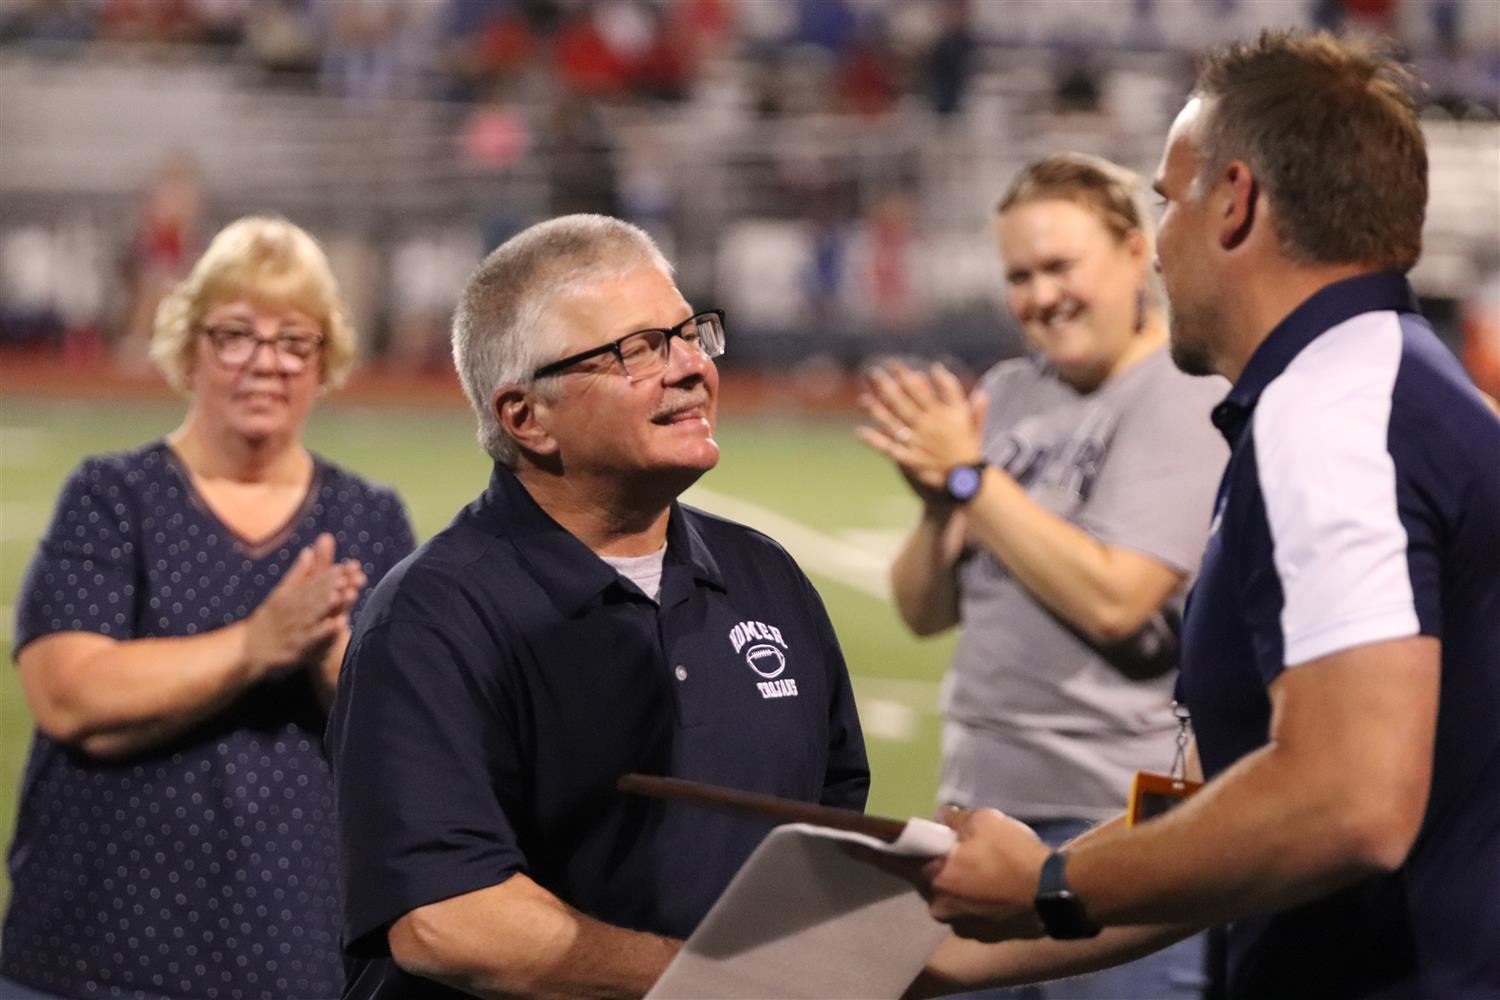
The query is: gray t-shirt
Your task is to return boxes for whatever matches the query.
[939,348,1228,821]
[601,544,668,602]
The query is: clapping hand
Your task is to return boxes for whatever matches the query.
[857,362,989,503]
[241,533,366,682]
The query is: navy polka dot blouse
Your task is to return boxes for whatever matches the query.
[4,442,415,1000]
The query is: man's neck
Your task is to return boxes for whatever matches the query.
[1219,260,1378,383]
[515,467,683,556]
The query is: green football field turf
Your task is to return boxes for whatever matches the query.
[0,393,957,913]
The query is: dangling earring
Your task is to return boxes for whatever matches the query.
[1133,289,1147,333]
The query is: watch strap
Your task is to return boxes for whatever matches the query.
[1034,850,1102,940]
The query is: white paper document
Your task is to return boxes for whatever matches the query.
[647,819,956,999]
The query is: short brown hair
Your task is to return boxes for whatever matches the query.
[1192,30,1426,272]
[152,216,357,392]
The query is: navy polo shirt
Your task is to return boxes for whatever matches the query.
[1179,272,1500,999]
[328,464,869,998]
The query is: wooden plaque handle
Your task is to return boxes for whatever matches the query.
[617,773,908,843]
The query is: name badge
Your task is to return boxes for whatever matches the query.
[1127,771,1203,826]
[1127,701,1202,826]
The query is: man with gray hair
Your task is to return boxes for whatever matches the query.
[328,214,870,1000]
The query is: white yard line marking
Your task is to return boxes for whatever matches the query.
[856,676,943,710]
[683,485,892,600]
[836,528,907,559]
[859,698,917,742]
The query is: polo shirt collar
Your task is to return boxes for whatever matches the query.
[1211,270,1420,445]
[478,464,724,615]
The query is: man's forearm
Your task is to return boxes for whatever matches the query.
[911,923,1198,998]
[1069,741,1395,928]
[452,922,679,1000]
[390,874,682,999]
[1068,641,1437,928]
[920,640,1436,967]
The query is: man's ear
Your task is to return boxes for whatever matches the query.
[1217,161,1259,251]
[493,385,559,458]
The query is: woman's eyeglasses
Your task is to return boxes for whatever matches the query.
[199,325,325,373]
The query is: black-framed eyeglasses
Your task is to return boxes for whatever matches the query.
[531,309,726,382]
[199,324,325,373]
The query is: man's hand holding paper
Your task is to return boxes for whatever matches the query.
[919,808,1051,944]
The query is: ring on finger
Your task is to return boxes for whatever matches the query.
[895,426,912,443]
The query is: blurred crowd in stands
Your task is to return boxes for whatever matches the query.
[4,0,1497,112]
[1,0,1497,393]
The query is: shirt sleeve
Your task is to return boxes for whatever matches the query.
[329,609,528,953]
[14,457,140,655]
[1078,371,1228,575]
[1246,347,1432,671]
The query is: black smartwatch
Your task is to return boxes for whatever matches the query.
[1034,850,1101,940]
[944,461,988,504]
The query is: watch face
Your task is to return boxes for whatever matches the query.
[947,465,983,502]
[1035,893,1098,939]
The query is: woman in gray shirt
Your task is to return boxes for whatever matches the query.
[860,154,1226,1000]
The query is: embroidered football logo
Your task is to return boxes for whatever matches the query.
[745,643,786,679]
[728,619,798,698]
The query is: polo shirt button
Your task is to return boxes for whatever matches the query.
[675,665,688,681]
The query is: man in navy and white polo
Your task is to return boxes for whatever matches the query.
[910,33,1500,1000]
[328,216,868,1000]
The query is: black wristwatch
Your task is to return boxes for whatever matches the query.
[944,461,988,504]
[1034,850,1101,939]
